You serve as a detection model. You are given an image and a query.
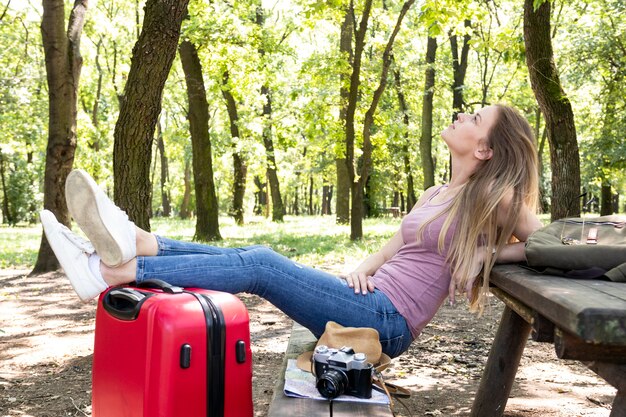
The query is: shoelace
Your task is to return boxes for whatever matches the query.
[60,225,95,254]
[100,192,130,221]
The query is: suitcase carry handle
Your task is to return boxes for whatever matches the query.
[136,279,184,293]
[103,288,153,321]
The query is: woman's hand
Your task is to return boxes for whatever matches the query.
[340,271,375,295]
[448,247,486,304]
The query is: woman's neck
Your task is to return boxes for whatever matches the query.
[449,155,481,188]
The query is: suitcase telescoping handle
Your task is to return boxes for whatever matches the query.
[102,279,183,321]
[103,281,184,321]
[136,279,184,293]
[103,288,151,321]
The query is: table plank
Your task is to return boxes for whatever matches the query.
[491,265,626,345]
[575,279,626,302]
[267,323,328,417]
[333,401,393,416]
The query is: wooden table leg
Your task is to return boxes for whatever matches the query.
[586,362,626,417]
[470,306,531,417]
[610,391,626,417]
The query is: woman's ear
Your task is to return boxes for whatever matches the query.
[474,140,493,161]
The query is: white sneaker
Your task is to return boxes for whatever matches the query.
[40,210,108,301]
[65,169,136,268]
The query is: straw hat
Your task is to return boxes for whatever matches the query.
[296,321,391,373]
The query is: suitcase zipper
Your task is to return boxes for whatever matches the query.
[186,291,226,417]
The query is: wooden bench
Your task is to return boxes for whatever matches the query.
[383,207,401,218]
[267,322,393,417]
[471,264,626,417]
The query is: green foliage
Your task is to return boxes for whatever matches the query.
[556,0,626,198]
[533,0,547,12]
[3,0,625,227]
[0,4,47,224]
[3,155,40,224]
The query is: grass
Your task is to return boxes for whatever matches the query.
[0,224,42,269]
[0,215,400,272]
[0,212,569,272]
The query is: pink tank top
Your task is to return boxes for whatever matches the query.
[371,185,456,338]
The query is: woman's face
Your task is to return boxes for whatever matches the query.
[441,106,499,159]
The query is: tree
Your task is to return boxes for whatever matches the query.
[112,0,190,230]
[346,0,416,239]
[335,8,353,225]
[179,39,222,241]
[221,70,247,226]
[450,19,471,114]
[566,0,626,215]
[343,0,371,238]
[33,0,88,273]
[393,66,417,211]
[256,6,285,222]
[419,35,437,191]
[155,122,172,217]
[524,0,580,220]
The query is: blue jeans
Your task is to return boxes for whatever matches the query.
[135,236,413,358]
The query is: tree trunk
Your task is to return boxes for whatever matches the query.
[524,0,580,220]
[420,36,437,191]
[293,186,300,215]
[308,175,314,215]
[260,85,285,222]
[33,0,88,273]
[600,183,613,216]
[393,67,416,211]
[0,148,12,224]
[363,176,373,218]
[179,39,221,241]
[255,7,284,222]
[348,0,414,239]
[81,37,103,156]
[113,0,189,231]
[598,76,621,217]
[179,158,192,219]
[345,0,373,238]
[294,166,301,216]
[335,159,350,223]
[322,184,333,215]
[450,19,471,114]
[221,70,247,225]
[535,109,550,213]
[253,176,267,216]
[336,7,353,225]
[156,122,171,217]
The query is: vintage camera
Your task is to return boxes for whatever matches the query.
[312,345,373,399]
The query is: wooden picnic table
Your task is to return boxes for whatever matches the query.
[471,264,626,417]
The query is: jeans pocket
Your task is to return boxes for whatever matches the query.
[380,334,406,359]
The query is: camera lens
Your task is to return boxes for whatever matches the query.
[316,369,348,399]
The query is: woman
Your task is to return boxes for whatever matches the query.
[41,104,543,359]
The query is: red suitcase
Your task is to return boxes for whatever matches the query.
[92,279,253,417]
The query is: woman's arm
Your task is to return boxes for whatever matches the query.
[342,230,404,294]
[342,185,443,294]
[495,199,543,263]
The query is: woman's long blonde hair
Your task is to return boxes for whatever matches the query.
[423,105,539,312]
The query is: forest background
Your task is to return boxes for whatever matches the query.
[0,0,625,272]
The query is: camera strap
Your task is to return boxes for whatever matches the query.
[373,370,412,415]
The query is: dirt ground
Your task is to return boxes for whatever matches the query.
[0,269,617,417]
